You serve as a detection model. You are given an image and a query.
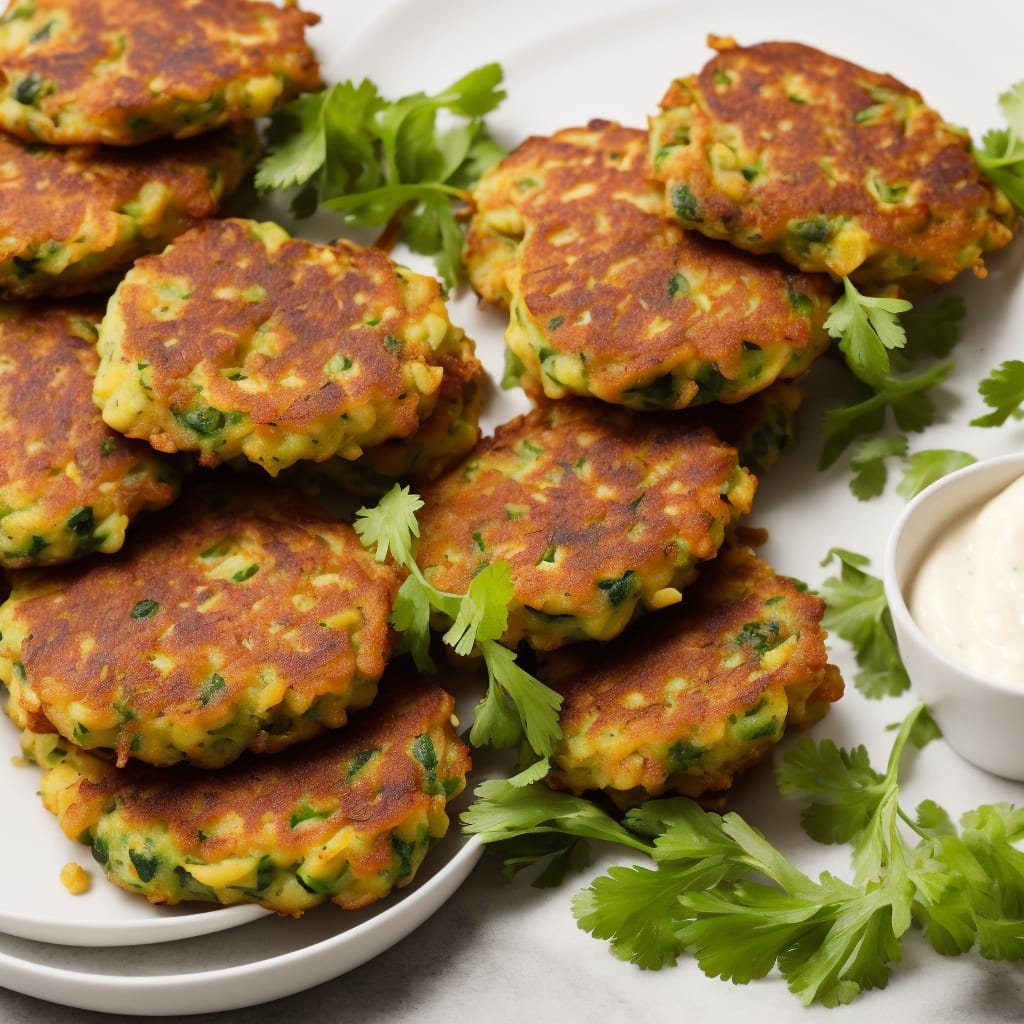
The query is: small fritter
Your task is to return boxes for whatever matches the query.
[0,0,321,146]
[93,219,472,475]
[21,678,470,915]
[0,302,180,569]
[0,124,257,298]
[1,483,401,767]
[649,37,1017,290]
[415,399,757,651]
[292,334,485,497]
[543,543,844,801]
[464,120,834,409]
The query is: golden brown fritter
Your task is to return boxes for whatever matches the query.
[464,120,834,409]
[0,0,321,145]
[291,332,485,497]
[22,676,471,914]
[0,302,180,568]
[649,36,1017,290]
[93,219,472,475]
[0,123,257,297]
[544,542,844,801]
[415,398,757,650]
[2,482,402,767]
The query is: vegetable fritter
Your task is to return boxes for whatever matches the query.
[21,677,470,914]
[1,483,401,767]
[0,0,321,146]
[543,542,844,802]
[649,36,1017,289]
[289,334,485,498]
[0,302,180,569]
[0,124,257,298]
[93,219,474,475]
[464,120,834,408]
[415,399,756,651]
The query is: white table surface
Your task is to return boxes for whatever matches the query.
[3,0,1024,1020]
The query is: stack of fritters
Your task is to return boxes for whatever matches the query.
[452,34,1017,803]
[0,0,478,915]
[465,119,834,409]
[2,479,474,913]
[0,0,322,296]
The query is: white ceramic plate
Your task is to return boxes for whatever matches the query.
[3,0,1024,1015]
[0,713,270,946]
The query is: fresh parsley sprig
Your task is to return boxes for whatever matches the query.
[820,279,963,477]
[354,485,562,758]
[818,548,909,699]
[824,277,911,387]
[846,440,976,501]
[973,80,1024,216]
[971,359,1024,427]
[463,705,1024,1008]
[255,65,507,287]
[895,449,976,498]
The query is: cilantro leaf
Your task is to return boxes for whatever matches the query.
[818,277,961,482]
[971,359,1024,427]
[390,573,436,671]
[257,66,507,287]
[354,484,422,565]
[573,864,694,969]
[824,277,911,387]
[443,561,513,655]
[819,548,910,698]
[775,738,886,844]
[848,436,907,500]
[475,641,563,755]
[973,81,1024,216]
[255,90,330,191]
[894,295,966,367]
[896,449,976,499]
[354,486,561,758]
[819,362,953,469]
[462,778,646,849]
[471,703,1024,1007]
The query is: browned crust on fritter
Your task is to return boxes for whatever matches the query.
[10,483,399,749]
[362,337,485,483]
[55,679,470,864]
[655,40,1013,282]
[0,0,321,143]
[517,122,831,377]
[0,303,176,557]
[0,124,257,267]
[554,544,839,734]
[415,398,751,611]
[113,221,437,434]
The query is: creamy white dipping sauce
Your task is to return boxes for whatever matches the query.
[910,473,1024,687]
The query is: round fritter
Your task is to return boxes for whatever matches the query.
[0,0,321,146]
[297,334,485,497]
[0,302,180,569]
[1,482,402,768]
[21,677,470,914]
[0,123,257,298]
[649,37,1017,290]
[415,399,757,651]
[543,543,844,801]
[464,120,834,409]
[93,219,472,475]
